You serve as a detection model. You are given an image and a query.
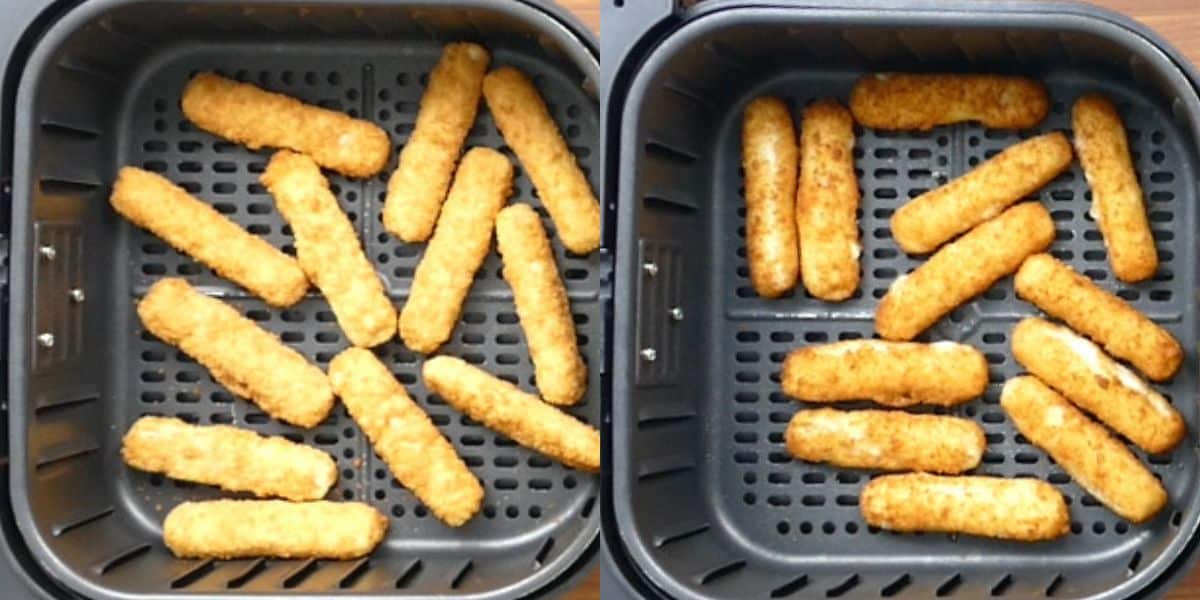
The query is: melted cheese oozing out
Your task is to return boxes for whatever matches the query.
[1044,325,1173,417]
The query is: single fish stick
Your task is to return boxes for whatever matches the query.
[163,500,387,559]
[384,43,490,242]
[495,204,587,406]
[1001,376,1167,523]
[742,96,800,298]
[329,348,483,527]
[422,356,599,472]
[1015,253,1181,381]
[786,408,984,474]
[483,66,600,254]
[398,147,512,353]
[110,167,307,307]
[892,133,1072,254]
[797,99,860,300]
[1012,318,1184,454]
[861,474,1069,541]
[122,416,336,501]
[849,73,1049,130]
[138,278,334,428]
[181,72,389,178]
[262,150,395,348]
[1074,94,1157,282]
[781,340,987,407]
[876,202,1054,341]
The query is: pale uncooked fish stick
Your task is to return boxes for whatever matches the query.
[797,99,860,300]
[742,96,800,298]
[849,73,1049,130]
[110,167,307,307]
[786,408,984,474]
[384,43,490,242]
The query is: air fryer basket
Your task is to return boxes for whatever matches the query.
[7,0,600,598]
[609,3,1200,599]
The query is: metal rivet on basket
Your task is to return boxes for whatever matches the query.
[38,245,56,261]
[669,307,684,321]
[642,262,658,277]
[640,348,657,362]
[36,333,54,348]
[69,289,86,303]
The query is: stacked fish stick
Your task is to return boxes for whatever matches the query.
[745,74,1182,542]
[109,42,599,560]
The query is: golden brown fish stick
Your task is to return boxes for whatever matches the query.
[892,133,1072,254]
[483,67,600,255]
[876,202,1054,341]
[1015,253,1181,381]
[797,99,860,300]
[781,340,987,407]
[1073,94,1158,282]
[495,204,587,406]
[110,167,307,307]
[849,73,1049,130]
[181,72,389,178]
[786,408,984,474]
[163,500,387,560]
[861,474,1069,541]
[329,349,482,526]
[742,96,800,298]
[1012,317,1184,454]
[398,147,512,353]
[138,278,334,428]
[1001,376,1167,523]
[384,43,490,242]
[262,151,395,348]
[122,416,336,501]
[422,356,599,472]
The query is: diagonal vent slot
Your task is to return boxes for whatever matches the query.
[936,574,963,597]
[170,558,215,589]
[644,195,699,214]
[637,412,696,430]
[654,522,710,548]
[282,558,319,588]
[36,442,100,469]
[338,558,370,589]
[1127,551,1142,575]
[637,454,694,481]
[227,558,268,589]
[991,574,1013,596]
[771,574,808,597]
[882,574,911,597]
[696,560,745,586]
[533,537,555,568]
[40,121,101,140]
[645,141,698,165]
[450,560,473,589]
[1045,574,1063,597]
[826,574,860,597]
[94,543,150,575]
[395,559,422,588]
[40,178,101,196]
[664,80,716,113]
[52,506,113,536]
[36,394,99,415]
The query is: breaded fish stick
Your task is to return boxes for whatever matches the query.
[483,67,600,255]
[110,167,307,307]
[876,202,1054,341]
[742,96,800,298]
[781,340,987,407]
[861,474,1069,541]
[1015,253,1181,381]
[1012,317,1184,454]
[164,500,387,559]
[423,356,599,472]
[181,72,389,178]
[328,348,483,527]
[122,416,336,501]
[849,73,1049,130]
[892,133,1072,254]
[797,99,860,300]
[786,408,984,474]
[496,205,587,406]
[1001,376,1167,523]
[1074,93,1158,282]
[138,278,334,428]
[384,43,490,242]
[398,147,512,353]
[262,151,395,348]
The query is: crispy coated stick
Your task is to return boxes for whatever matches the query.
[786,408,984,474]
[1011,317,1184,454]
[1015,253,1181,381]
[876,202,1054,341]
[422,356,599,472]
[328,348,483,527]
[262,150,395,348]
[891,133,1072,254]
[483,66,600,254]
[163,500,387,559]
[781,340,987,407]
[398,147,512,353]
[384,43,490,242]
[797,99,860,300]
[861,474,1069,542]
[138,278,334,428]
[181,72,389,178]
[110,167,307,307]
[849,73,1049,130]
[742,96,800,298]
[1001,376,1167,523]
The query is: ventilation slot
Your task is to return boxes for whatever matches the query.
[1045,574,1063,597]
[533,537,555,568]
[282,559,319,588]
[338,558,371,589]
[696,560,745,585]
[654,523,710,548]
[35,442,100,469]
[771,574,808,597]
[450,560,473,589]
[41,121,101,139]
[94,544,150,575]
[40,177,101,195]
[170,559,215,589]
[637,412,696,430]
[826,574,860,597]
[1127,551,1142,575]
[990,574,1013,596]
[395,560,422,588]
[645,140,698,165]
[936,574,962,597]
[52,506,113,537]
[35,394,99,415]
[226,558,268,588]
[637,455,695,481]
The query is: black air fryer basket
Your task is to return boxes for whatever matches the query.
[603,1,1200,598]
[0,0,601,598]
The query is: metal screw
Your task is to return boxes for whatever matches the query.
[38,245,56,261]
[640,348,657,362]
[69,288,86,303]
[36,333,54,348]
[642,262,658,277]
[669,307,684,321]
